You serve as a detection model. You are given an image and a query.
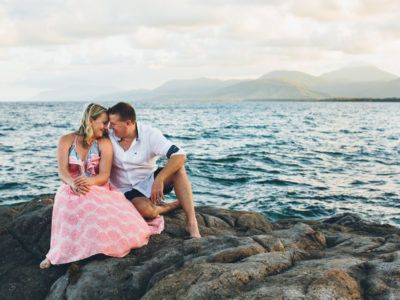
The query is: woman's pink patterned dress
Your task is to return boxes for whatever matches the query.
[46,137,164,264]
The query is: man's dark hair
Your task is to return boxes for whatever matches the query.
[108,102,136,122]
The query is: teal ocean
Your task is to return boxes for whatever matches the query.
[0,101,399,225]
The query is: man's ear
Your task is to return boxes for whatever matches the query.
[126,120,132,126]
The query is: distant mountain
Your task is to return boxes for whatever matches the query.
[27,65,400,102]
[29,85,123,102]
[94,78,244,102]
[319,66,398,83]
[256,67,400,99]
[315,78,400,98]
[211,78,330,100]
[94,89,150,102]
[260,70,323,87]
[150,78,243,100]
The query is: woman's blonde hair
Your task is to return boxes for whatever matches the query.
[75,103,108,146]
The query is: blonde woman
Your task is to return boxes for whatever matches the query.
[40,103,163,269]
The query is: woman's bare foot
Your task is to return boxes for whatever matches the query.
[40,258,51,269]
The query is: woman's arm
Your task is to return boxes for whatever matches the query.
[57,134,75,185]
[74,138,113,187]
[57,134,89,195]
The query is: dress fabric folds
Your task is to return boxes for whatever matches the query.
[46,137,164,264]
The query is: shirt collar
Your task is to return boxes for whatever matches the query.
[135,122,140,141]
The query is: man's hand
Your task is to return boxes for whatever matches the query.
[151,178,165,205]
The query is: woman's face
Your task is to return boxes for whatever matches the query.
[90,112,108,139]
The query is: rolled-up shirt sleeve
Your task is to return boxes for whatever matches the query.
[149,127,186,158]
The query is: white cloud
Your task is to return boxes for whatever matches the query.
[0,0,399,100]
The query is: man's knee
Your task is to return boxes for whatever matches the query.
[168,166,188,186]
[141,207,158,219]
[174,166,187,177]
[131,198,158,219]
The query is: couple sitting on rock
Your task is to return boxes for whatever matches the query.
[40,102,201,269]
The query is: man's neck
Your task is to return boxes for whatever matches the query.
[121,130,136,141]
[118,125,137,149]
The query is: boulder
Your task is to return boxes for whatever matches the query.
[0,197,399,300]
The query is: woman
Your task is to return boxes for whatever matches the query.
[40,103,164,269]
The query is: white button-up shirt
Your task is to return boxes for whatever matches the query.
[109,122,185,197]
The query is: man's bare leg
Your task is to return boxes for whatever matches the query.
[130,166,200,238]
[167,166,201,238]
[131,197,180,219]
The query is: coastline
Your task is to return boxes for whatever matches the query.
[244,97,400,102]
[2,97,400,104]
[1,196,399,299]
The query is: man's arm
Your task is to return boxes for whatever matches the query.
[150,154,186,204]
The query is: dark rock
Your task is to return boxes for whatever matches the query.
[0,206,17,225]
[361,252,400,300]
[324,213,399,235]
[0,196,399,299]
[306,270,362,299]
[0,197,66,300]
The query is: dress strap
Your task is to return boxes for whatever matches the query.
[73,135,78,146]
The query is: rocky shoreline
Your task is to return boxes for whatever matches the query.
[1,196,399,300]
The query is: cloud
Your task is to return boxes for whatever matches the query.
[0,0,224,47]
[354,0,400,17]
[287,0,400,22]
[0,0,399,100]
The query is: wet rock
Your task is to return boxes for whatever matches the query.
[0,197,399,300]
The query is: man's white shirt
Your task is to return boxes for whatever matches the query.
[109,122,185,197]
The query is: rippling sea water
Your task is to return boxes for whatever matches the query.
[0,101,399,225]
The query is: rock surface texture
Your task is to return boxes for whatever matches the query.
[0,196,399,300]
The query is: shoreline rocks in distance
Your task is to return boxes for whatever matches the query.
[0,196,399,300]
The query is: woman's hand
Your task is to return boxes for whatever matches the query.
[72,176,91,195]
[74,175,92,187]
[69,181,90,196]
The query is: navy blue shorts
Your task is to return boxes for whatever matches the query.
[124,167,174,200]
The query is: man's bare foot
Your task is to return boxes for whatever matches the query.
[40,258,51,269]
[186,222,201,238]
[155,200,181,215]
[162,201,181,211]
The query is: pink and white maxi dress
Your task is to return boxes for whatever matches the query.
[45,137,164,264]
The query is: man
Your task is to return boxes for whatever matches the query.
[107,102,201,238]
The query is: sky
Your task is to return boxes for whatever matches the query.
[0,0,399,101]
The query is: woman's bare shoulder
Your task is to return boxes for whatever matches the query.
[97,137,112,146]
[59,133,76,146]
[97,137,112,152]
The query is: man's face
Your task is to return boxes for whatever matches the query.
[108,113,129,138]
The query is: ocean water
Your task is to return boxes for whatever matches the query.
[0,101,399,225]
